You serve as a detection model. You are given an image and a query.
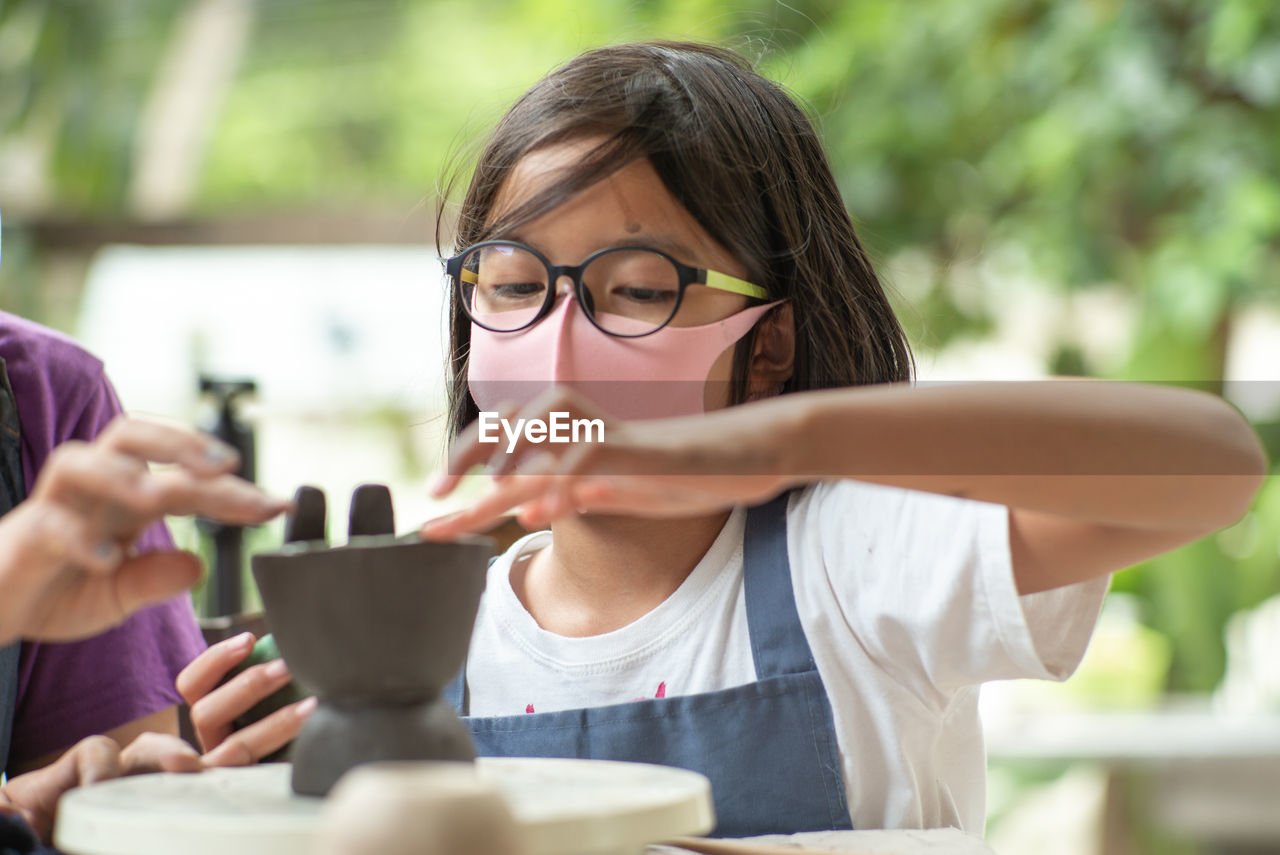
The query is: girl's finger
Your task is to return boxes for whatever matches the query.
[202,697,316,767]
[491,390,613,478]
[176,632,256,705]
[421,474,555,539]
[431,402,523,497]
[525,477,719,524]
[98,417,241,476]
[487,402,576,479]
[515,473,622,527]
[187,658,294,753]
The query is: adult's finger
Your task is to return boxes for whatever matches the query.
[187,659,294,753]
[65,735,123,788]
[112,551,205,622]
[98,417,241,476]
[176,633,256,706]
[31,442,148,508]
[138,469,289,526]
[202,697,315,767]
[119,732,203,775]
[34,447,285,536]
[1,501,122,582]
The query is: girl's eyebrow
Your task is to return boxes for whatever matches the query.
[630,232,700,260]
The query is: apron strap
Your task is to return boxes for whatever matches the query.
[444,555,496,716]
[0,354,28,775]
[443,660,467,715]
[742,490,818,679]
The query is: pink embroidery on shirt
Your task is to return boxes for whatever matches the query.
[525,704,535,714]
[631,682,670,702]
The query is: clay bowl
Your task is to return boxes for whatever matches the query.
[252,536,491,696]
[251,534,493,795]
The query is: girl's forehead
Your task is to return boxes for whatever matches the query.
[490,137,621,218]
[488,139,747,278]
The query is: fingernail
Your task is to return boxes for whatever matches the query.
[231,632,254,650]
[204,442,238,466]
[265,659,289,679]
[259,493,290,511]
[296,696,318,716]
[419,523,451,542]
[423,510,462,529]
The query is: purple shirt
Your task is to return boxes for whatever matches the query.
[0,312,206,766]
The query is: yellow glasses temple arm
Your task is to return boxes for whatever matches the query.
[705,270,770,300]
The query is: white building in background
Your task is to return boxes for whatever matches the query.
[77,245,460,540]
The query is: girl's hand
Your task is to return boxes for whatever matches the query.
[421,388,805,539]
[0,732,201,843]
[176,633,315,766]
[0,417,290,644]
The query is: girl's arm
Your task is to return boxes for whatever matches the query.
[783,381,1267,593]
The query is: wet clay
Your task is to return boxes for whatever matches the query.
[252,484,493,796]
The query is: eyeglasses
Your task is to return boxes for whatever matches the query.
[444,240,769,337]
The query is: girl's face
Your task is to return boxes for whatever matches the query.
[486,141,753,406]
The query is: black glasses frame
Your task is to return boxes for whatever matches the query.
[444,239,764,339]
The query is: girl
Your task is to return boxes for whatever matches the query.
[180,42,1266,837]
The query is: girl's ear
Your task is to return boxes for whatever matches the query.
[746,303,795,401]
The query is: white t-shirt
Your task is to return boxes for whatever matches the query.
[465,479,1108,832]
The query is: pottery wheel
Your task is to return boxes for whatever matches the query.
[54,758,715,855]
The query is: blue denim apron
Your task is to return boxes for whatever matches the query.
[0,356,28,776]
[444,493,852,837]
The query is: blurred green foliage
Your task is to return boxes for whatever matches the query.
[2,0,1278,692]
[0,0,180,210]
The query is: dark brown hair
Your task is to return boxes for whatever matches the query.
[440,41,912,438]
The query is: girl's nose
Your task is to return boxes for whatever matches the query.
[553,277,593,316]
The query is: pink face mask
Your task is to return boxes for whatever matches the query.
[467,296,781,420]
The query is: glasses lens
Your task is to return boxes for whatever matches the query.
[458,243,549,332]
[580,249,680,335]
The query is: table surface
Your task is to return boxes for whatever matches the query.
[985,708,1280,763]
[652,828,996,854]
[54,757,715,855]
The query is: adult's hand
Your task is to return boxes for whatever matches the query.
[0,417,289,644]
[176,632,314,767]
[0,732,201,842]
